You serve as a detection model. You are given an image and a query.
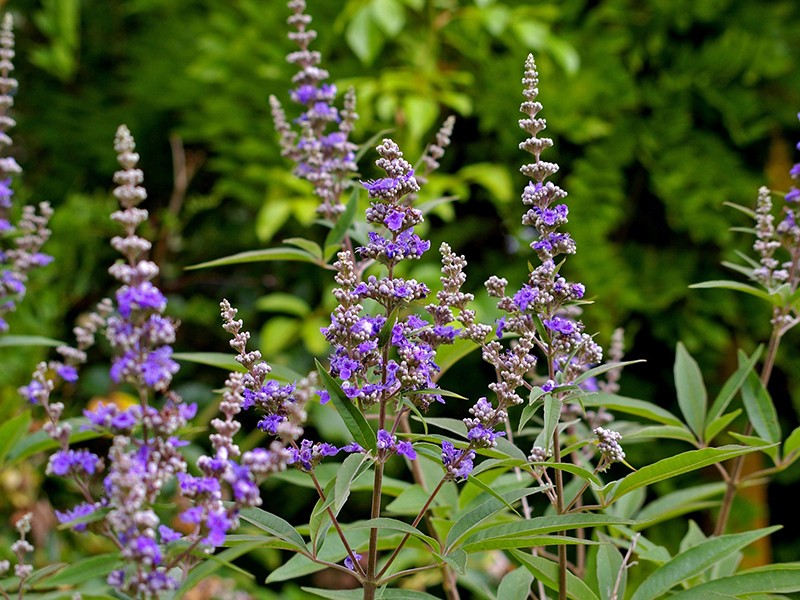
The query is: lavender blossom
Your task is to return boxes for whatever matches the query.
[270,0,358,219]
[0,14,53,333]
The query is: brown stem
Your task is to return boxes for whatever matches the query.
[398,414,461,600]
[715,324,782,536]
[309,472,365,577]
[553,428,567,600]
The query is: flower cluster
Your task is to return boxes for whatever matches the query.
[0,512,34,597]
[0,14,53,333]
[270,0,358,220]
[26,127,264,599]
[594,426,625,468]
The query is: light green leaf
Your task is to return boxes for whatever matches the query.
[535,393,560,453]
[581,393,684,427]
[7,417,101,464]
[336,453,370,513]
[511,550,600,600]
[324,189,359,255]
[624,425,698,444]
[435,338,481,377]
[172,352,246,372]
[255,293,312,318]
[596,541,625,600]
[348,518,438,551]
[689,280,774,303]
[463,534,596,553]
[177,541,262,594]
[462,514,632,548]
[385,484,429,515]
[0,334,64,347]
[704,410,743,445]
[674,342,707,439]
[574,360,645,386]
[458,163,514,203]
[371,0,406,37]
[238,506,307,552]
[0,411,32,464]
[706,346,762,426]
[186,246,320,270]
[740,361,780,445]
[603,445,760,504]
[498,567,535,600]
[530,461,603,488]
[635,482,726,527]
[439,548,467,575]
[783,425,800,457]
[445,487,545,552]
[345,6,384,65]
[32,554,121,588]
[283,237,323,260]
[631,527,781,600]
[303,588,441,600]
[316,359,377,452]
[666,561,800,599]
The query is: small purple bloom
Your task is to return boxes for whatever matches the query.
[56,364,79,383]
[384,210,404,231]
[158,525,181,543]
[543,316,576,335]
[344,552,363,571]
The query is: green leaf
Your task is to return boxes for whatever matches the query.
[255,292,312,317]
[603,445,761,504]
[345,6,385,65]
[740,361,780,445]
[630,527,780,600]
[186,246,320,270]
[172,351,246,372]
[6,417,101,464]
[498,567,535,600]
[336,453,370,513]
[405,388,466,400]
[596,541,625,600]
[283,237,323,260]
[581,393,684,427]
[674,342,707,438]
[0,411,32,464]
[324,189,359,254]
[178,541,262,594]
[624,425,698,444]
[463,534,596,553]
[530,461,603,488]
[439,548,467,575]
[534,393,560,453]
[689,280,774,303]
[32,554,121,588]
[303,588,441,600]
[665,563,800,599]
[783,425,800,457]
[704,410,743,445]
[348,517,439,551]
[458,162,514,203]
[385,484,429,515]
[462,514,633,549]
[706,346,762,426]
[238,506,307,552]
[635,482,726,527]
[511,550,600,600]
[371,0,406,37]
[464,474,523,519]
[435,337,481,377]
[310,476,337,554]
[316,359,377,452]
[445,487,545,552]
[0,334,64,347]
[574,360,645,386]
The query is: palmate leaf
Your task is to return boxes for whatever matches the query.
[629,527,780,600]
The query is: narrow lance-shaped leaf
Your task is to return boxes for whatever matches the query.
[186,246,322,270]
[316,359,377,452]
[630,526,780,600]
[705,346,762,426]
[740,353,780,445]
[511,550,600,600]
[674,342,707,439]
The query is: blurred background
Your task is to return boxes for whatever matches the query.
[2,0,800,596]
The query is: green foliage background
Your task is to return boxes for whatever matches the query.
[3,0,800,592]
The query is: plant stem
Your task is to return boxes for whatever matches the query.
[553,427,567,600]
[309,472,365,577]
[715,324,782,536]
[399,414,461,600]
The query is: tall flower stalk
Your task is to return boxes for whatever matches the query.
[0,13,52,333]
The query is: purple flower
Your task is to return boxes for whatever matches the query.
[384,209,405,231]
[513,285,537,311]
[56,364,79,383]
[442,441,475,479]
[116,282,166,318]
[543,316,576,335]
[142,346,179,388]
[344,552,363,571]
[48,449,100,477]
[158,525,181,543]
[55,502,97,532]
